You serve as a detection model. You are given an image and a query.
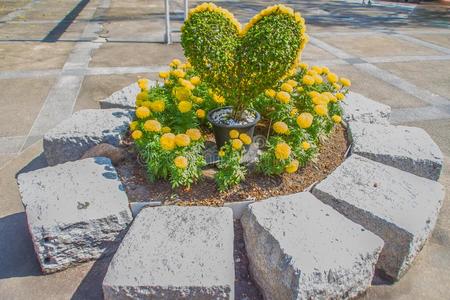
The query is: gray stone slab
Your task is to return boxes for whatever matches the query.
[99,81,155,109]
[103,206,235,300]
[340,92,391,125]
[16,157,132,274]
[349,122,443,180]
[312,155,445,280]
[241,192,384,300]
[43,109,133,166]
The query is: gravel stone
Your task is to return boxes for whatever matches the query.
[16,157,132,274]
[349,122,443,180]
[312,155,445,280]
[103,206,235,300]
[241,192,384,299]
[340,92,391,125]
[43,109,133,166]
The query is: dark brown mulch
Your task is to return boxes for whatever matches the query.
[116,124,349,206]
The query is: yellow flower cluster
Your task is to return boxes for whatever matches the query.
[273,121,289,134]
[144,120,161,132]
[275,142,291,160]
[160,133,176,151]
[178,101,192,113]
[228,130,252,150]
[213,93,225,104]
[285,159,299,173]
[196,109,205,119]
[174,155,188,169]
[297,112,313,129]
[137,78,149,90]
[175,134,191,147]
[136,106,151,119]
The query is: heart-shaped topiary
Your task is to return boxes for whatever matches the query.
[181,3,308,116]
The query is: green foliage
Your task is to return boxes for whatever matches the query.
[215,142,246,192]
[181,4,305,118]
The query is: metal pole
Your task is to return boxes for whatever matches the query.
[184,0,189,20]
[164,0,171,44]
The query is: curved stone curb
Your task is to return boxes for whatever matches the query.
[241,192,384,300]
[16,157,132,274]
[348,121,443,180]
[340,92,391,125]
[312,155,445,280]
[99,81,156,110]
[102,206,235,300]
[43,109,134,166]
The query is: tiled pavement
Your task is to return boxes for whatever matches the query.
[0,0,449,299]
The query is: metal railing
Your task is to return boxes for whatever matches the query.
[165,0,189,44]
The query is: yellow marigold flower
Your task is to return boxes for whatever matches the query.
[285,159,299,174]
[314,104,328,116]
[273,121,289,134]
[297,112,313,129]
[336,93,345,101]
[275,143,291,160]
[131,130,142,140]
[162,126,171,133]
[302,75,315,86]
[173,86,191,102]
[281,83,294,93]
[137,78,149,90]
[229,129,239,139]
[265,89,276,98]
[171,69,185,78]
[313,74,323,84]
[196,109,205,119]
[170,59,181,67]
[231,139,243,150]
[321,67,330,74]
[290,108,298,117]
[186,128,201,141]
[340,77,351,87]
[313,94,329,105]
[297,86,304,92]
[179,78,195,90]
[218,150,225,157]
[332,115,342,123]
[239,133,252,145]
[276,91,290,104]
[307,69,317,76]
[287,79,298,87]
[322,92,334,101]
[213,94,225,104]
[190,76,201,85]
[327,72,338,83]
[175,134,190,147]
[312,66,323,74]
[160,133,175,151]
[164,79,172,85]
[144,120,161,132]
[159,71,169,79]
[129,121,138,131]
[192,96,204,104]
[301,141,311,150]
[174,156,188,169]
[136,106,151,119]
[299,62,309,69]
[136,91,149,102]
[178,101,192,113]
[333,83,341,90]
[150,100,165,112]
[141,101,152,108]
[309,91,319,98]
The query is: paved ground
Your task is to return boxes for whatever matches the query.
[0,0,449,299]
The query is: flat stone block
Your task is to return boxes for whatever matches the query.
[312,155,445,280]
[43,109,133,166]
[17,157,132,274]
[99,81,155,109]
[103,206,235,300]
[340,92,391,125]
[241,192,384,300]
[349,122,443,180]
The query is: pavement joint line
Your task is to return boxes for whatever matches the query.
[354,63,450,106]
[309,36,354,59]
[0,136,26,154]
[19,0,111,153]
[0,0,41,24]
[0,69,61,79]
[393,33,450,55]
[365,55,450,64]
[391,105,450,124]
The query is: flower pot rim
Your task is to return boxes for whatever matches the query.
[207,106,261,129]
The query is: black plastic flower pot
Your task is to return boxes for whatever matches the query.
[207,106,261,150]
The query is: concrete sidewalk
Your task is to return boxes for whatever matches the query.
[0,0,449,299]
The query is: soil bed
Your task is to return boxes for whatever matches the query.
[116,124,348,206]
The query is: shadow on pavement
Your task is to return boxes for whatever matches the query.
[0,212,41,279]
